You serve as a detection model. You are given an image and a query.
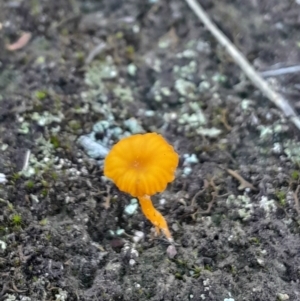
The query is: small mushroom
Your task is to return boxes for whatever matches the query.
[104,133,179,241]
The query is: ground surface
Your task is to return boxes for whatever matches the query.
[1,0,300,300]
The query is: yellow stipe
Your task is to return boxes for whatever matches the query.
[138,195,172,241]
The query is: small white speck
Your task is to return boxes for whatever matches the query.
[133,231,144,243]
[0,240,7,250]
[0,173,7,184]
[159,198,166,205]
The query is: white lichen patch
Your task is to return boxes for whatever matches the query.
[78,136,109,159]
[4,294,16,301]
[196,127,222,137]
[174,79,196,99]
[19,136,55,178]
[31,111,64,127]
[259,196,276,217]
[124,199,138,215]
[55,288,68,301]
[113,85,134,102]
[183,153,199,165]
[240,99,255,111]
[173,61,197,80]
[226,194,254,221]
[124,118,145,134]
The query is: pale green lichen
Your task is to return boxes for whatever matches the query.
[284,140,300,165]
[85,57,118,82]
[160,87,171,97]
[20,136,55,178]
[124,118,145,134]
[18,121,30,134]
[173,61,197,80]
[241,99,255,111]
[124,199,138,215]
[82,56,119,106]
[174,79,196,99]
[149,80,164,102]
[258,122,288,141]
[127,63,137,76]
[93,120,110,134]
[198,81,211,92]
[176,49,197,59]
[226,194,254,221]
[196,127,222,137]
[113,85,134,102]
[259,196,276,218]
[55,288,68,301]
[31,111,64,126]
[212,73,227,83]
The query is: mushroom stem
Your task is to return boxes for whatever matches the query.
[138,195,173,242]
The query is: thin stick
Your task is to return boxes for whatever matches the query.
[185,0,300,131]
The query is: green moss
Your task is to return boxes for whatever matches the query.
[0,226,7,236]
[125,45,135,58]
[51,172,58,181]
[204,265,213,272]
[45,233,52,240]
[50,135,60,148]
[275,190,286,206]
[249,237,260,245]
[115,31,124,39]
[7,202,14,211]
[11,214,22,227]
[291,170,300,181]
[230,265,237,275]
[39,218,48,226]
[175,273,184,280]
[41,189,48,197]
[68,120,82,131]
[191,266,201,278]
[41,180,49,188]
[34,90,48,100]
[11,173,21,181]
[25,180,35,189]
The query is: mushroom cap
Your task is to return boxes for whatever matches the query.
[104,133,179,197]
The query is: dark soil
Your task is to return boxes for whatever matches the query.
[1,0,300,300]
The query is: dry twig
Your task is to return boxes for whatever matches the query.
[220,109,232,131]
[185,0,300,131]
[227,169,257,191]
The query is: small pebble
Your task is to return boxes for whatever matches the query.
[277,293,289,301]
[0,173,7,184]
[166,244,177,259]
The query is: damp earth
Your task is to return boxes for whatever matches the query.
[1,0,300,300]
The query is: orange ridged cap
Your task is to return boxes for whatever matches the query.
[104,133,179,197]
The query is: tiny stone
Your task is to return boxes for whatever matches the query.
[127,63,137,76]
[133,231,144,243]
[166,244,177,259]
[183,166,192,176]
[0,173,7,184]
[277,293,289,301]
[0,240,7,250]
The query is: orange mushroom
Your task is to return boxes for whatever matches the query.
[104,132,179,241]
